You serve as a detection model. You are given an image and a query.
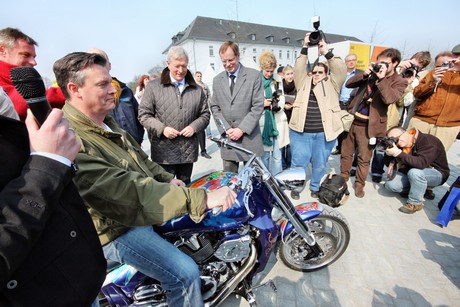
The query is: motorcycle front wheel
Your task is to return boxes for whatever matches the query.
[277,205,350,272]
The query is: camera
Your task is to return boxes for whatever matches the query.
[377,136,399,150]
[373,62,389,73]
[440,61,453,70]
[270,89,283,112]
[309,16,324,46]
[401,63,420,78]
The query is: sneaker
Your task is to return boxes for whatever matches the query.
[291,191,300,200]
[201,152,212,159]
[372,176,382,183]
[350,169,356,177]
[311,191,319,199]
[399,203,424,214]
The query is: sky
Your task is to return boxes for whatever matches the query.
[3,0,459,83]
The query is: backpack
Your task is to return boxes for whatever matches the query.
[317,174,350,208]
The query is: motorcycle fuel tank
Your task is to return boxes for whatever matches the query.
[154,172,253,236]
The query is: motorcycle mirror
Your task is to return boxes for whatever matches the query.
[274,167,306,193]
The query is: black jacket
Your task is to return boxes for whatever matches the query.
[384,130,450,184]
[0,115,106,306]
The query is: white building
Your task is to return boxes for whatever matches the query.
[163,16,364,78]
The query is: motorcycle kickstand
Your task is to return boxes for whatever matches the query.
[235,279,277,307]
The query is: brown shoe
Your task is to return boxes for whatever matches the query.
[354,183,365,198]
[399,203,424,214]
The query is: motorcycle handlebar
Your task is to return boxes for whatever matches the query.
[209,136,254,156]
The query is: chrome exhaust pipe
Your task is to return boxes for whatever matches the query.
[204,244,257,307]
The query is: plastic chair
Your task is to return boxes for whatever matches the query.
[436,187,460,227]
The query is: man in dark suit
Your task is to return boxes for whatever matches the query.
[210,41,264,173]
[0,109,106,306]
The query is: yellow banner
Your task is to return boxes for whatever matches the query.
[349,43,371,71]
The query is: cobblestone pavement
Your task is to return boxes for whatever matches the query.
[142,133,460,307]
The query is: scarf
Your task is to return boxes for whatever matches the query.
[283,79,296,95]
[262,109,278,146]
[261,71,274,98]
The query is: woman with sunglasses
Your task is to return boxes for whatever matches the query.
[288,32,347,200]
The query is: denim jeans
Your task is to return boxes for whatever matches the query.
[262,137,283,175]
[289,130,335,192]
[103,226,203,307]
[384,168,443,204]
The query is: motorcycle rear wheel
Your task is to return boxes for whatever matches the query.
[277,205,350,272]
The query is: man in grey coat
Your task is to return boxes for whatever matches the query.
[210,41,264,173]
[139,46,210,184]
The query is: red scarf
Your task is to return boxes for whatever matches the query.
[0,60,28,121]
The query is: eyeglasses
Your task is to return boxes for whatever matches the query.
[312,71,325,75]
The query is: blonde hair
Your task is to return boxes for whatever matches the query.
[259,51,277,70]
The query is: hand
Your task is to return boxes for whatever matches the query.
[318,39,328,56]
[163,126,180,139]
[206,186,237,212]
[227,127,244,141]
[170,178,185,186]
[364,63,374,77]
[180,125,195,138]
[303,32,310,47]
[385,143,402,157]
[264,99,272,108]
[398,60,413,70]
[25,109,81,161]
[432,66,448,83]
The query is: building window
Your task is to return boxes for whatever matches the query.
[287,50,290,60]
[294,50,298,58]
[279,50,282,59]
[250,33,256,40]
[253,48,257,53]
[210,63,215,70]
[242,47,246,55]
[209,46,214,57]
[253,56,257,62]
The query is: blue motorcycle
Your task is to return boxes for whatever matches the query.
[99,136,350,306]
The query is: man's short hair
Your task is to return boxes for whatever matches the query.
[167,46,188,63]
[435,51,454,63]
[377,48,402,65]
[410,51,431,69]
[53,52,107,100]
[219,41,240,57]
[0,27,38,49]
[313,62,329,74]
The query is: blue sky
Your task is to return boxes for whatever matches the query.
[3,0,458,82]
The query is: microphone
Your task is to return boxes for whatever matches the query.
[10,66,52,126]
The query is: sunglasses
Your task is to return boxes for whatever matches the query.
[312,71,325,75]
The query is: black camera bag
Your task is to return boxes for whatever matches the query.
[317,174,350,208]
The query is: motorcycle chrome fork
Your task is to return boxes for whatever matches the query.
[254,158,324,256]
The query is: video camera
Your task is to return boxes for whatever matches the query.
[309,16,325,46]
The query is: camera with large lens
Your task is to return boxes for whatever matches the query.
[270,89,282,112]
[309,16,324,46]
[401,63,420,78]
[377,136,399,150]
[372,62,389,74]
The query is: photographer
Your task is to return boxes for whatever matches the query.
[340,48,407,198]
[408,47,460,152]
[383,127,449,214]
[288,32,346,199]
[259,51,289,175]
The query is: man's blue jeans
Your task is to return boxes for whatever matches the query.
[384,168,443,204]
[262,137,283,175]
[103,226,203,307]
[289,130,335,192]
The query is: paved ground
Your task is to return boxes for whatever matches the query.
[143,134,460,307]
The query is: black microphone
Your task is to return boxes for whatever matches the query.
[10,66,52,126]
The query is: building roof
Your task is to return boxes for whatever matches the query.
[169,16,363,48]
